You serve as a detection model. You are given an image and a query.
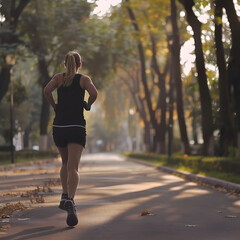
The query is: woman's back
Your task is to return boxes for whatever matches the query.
[54,73,86,126]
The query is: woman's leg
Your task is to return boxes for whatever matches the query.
[57,147,68,194]
[67,143,83,199]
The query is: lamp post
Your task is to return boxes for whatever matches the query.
[6,54,15,164]
[166,16,174,158]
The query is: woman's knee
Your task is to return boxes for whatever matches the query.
[61,161,68,171]
[67,162,78,173]
[61,157,68,165]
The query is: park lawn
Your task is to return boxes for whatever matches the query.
[0,156,49,165]
[0,150,58,165]
[170,165,240,184]
[125,152,240,184]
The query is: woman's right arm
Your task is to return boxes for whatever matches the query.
[81,75,98,110]
[44,74,59,111]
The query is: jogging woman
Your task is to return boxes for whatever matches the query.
[44,50,98,227]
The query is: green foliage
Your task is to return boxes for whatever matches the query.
[227,146,238,158]
[0,149,58,164]
[1,0,240,154]
[6,80,28,106]
[82,17,116,89]
[2,128,18,144]
[126,152,240,183]
[0,74,34,143]
[18,0,114,89]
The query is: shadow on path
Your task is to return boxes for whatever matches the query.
[0,226,73,240]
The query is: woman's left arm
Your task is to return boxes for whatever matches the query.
[44,75,58,111]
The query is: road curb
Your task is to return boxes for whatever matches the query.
[0,157,61,171]
[127,157,240,194]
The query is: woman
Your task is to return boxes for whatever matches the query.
[44,50,98,227]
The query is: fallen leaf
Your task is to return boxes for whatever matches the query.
[3,193,19,197]
[35,196,45,203]
[0,219,9,223]
[185,224,198,227]
[224,215,237,218]
[1,224,11,229]
[0,202,26,218]
[17,218,30,221]
[141,210,150,216]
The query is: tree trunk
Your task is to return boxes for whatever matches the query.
[222,0,240,159]
[38,58,51,151]
[214,0,234,155]
[143,121,151,152]
[0,64,12,102]
[191,92,198,145]
[39,88,50,150]
[179,0,214,155]
[151,36,167,154]
[144,9,167,153]
[171,0,190,154]
[0,0,31,102]
[168,61,174,157]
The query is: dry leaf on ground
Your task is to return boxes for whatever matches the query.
[185,224,198,227]
[141,210,151,216]
[224,215,237,218]
[0,202,26,218]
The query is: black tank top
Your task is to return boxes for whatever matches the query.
[53,74,86,126]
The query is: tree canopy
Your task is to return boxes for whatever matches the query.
[1,0,240,157]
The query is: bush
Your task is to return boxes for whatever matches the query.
[126,152,240,175]
[0,145,14,151]
[0,149,58,163]
[201,157,240,174]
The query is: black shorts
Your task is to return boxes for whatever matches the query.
[52,126,86,148]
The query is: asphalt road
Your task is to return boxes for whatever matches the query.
[0,153,240,240]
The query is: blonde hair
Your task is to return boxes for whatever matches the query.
[63,51,82,86]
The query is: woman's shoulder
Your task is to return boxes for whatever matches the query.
[80,74,91,82]
[79,74,91,89]
[52,72,65,88]
[54,72,65,78]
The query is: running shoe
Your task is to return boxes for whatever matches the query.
[64,199,78,227]
[59,193,68,210]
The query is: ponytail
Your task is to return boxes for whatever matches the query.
[63,51,81,86]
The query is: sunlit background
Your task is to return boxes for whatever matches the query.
[1,0,240,160]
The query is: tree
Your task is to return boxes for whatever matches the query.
[124,0,171,153]
[0,0,31,101]
[214,0,234,155]
[117,59,152,151]
[0,79,30,143]
[19,0,96,150]
[221,0,240,159]
[179,0,214,155]
[170,0,190,154]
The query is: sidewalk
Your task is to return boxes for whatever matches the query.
[0,157,60,171]
[127,157,240,195]
[0,153,239,240]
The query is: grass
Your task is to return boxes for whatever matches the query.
[0,150,58,165]
[172,165,240,184]
[125,152,240,184]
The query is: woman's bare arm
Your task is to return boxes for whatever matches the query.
[81,75,98,110]
[44,75,59,111]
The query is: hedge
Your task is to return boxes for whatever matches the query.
[126,153,240,175]
[0,149,58,163]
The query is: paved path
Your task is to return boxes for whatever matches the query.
[0,153,240,240]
